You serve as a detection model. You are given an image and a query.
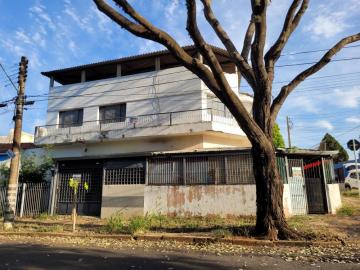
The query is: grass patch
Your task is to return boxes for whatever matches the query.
[34,213,58,220]
[337,205,354,216]
[342,190,359,198]
[211,228,232,238]
[128,216,151,234]
[105,214,124,234]
[35,225,63,233]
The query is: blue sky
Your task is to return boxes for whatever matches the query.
[0,0,359,155]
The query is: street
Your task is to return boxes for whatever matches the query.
[0,242,359,270]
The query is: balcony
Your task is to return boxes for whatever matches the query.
[34,109,244,145]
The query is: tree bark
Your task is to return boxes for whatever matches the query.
[251,142,298,240]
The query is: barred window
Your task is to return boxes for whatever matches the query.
[104,160,145,185]
[148,153,255,185]
[148,158,183,185]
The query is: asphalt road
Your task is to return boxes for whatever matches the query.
[0,242,359,270]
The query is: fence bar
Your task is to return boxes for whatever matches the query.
[19,183,26,218]
[50,165,59,216]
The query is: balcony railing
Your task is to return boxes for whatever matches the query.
[35,108,239,141]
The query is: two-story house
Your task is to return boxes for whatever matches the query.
[36,45,341,218]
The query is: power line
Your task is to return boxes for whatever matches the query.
[0,62,18,92]
[307,125,360,149]
[276,57,360,68]
[0,57,359,105]
[281,44,360,56]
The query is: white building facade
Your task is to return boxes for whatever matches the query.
[36,46,341,218]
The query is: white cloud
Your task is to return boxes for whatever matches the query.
[29,3,56,30]
[302,1,360,40]
[15,30,33,45]
[165,0,179,20]
[316,120,334,131]
[32,32,46,48]
[138,40,163,54]
[68,40,77,53]
[328,87,360,109]
[346,116,360,124]
[90,6,112,37]
[304,13,349,39]
[285,95,320,113]
[64,4,94,34]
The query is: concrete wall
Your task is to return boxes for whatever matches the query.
[144,185,256,217]
[144,185,293,217]
[48,133,251,160]
[202,133,251,149]
[50,134,204,159]
[283,184,292,217]
[101,184,145,218]
[326,184,342,214]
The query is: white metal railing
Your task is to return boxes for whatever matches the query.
[35,108,239,141]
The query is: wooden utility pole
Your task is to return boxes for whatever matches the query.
[286,116,292,149]
[3,56,28,230]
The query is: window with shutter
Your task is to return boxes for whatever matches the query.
[59,109,83,127]
[100,103,126,123]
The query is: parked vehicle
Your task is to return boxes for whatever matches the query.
[335,161,360,183]
[344,169,360,190]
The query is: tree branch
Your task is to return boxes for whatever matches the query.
[271,33,360,120]
[200,0,256,89]
[265,0,309,76]
[239,19,255,88]
[186,0,257,134]
[250,0,268,84]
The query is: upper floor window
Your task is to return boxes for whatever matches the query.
[100,103,126,123]
[59,109,83,128]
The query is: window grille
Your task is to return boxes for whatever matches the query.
[148,153,256,185]
[104,161,145,185]
[148,158,183,185]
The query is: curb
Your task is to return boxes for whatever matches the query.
[0,231,346,248]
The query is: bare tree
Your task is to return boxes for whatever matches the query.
[94,0,360,240]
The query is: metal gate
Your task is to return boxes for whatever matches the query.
[303,160,327,214]
[287,159,308,215]
[56,160,103,216]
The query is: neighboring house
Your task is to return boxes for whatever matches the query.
[0,130,47,184]
[0,129,35,145]
[0,129,37,174]
[35,46,341,218]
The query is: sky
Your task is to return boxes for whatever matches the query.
[0,0,359,156]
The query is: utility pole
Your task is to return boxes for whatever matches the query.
[286,116,292,149]
[352,138,360,196]
[3,56,28,230]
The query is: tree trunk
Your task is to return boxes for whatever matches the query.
[251,143,299,240]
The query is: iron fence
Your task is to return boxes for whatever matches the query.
[0,185,6,214]
[322,158,336,184]
[0,183,51,217]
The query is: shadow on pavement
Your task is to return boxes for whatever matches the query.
[0,243,233,270]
